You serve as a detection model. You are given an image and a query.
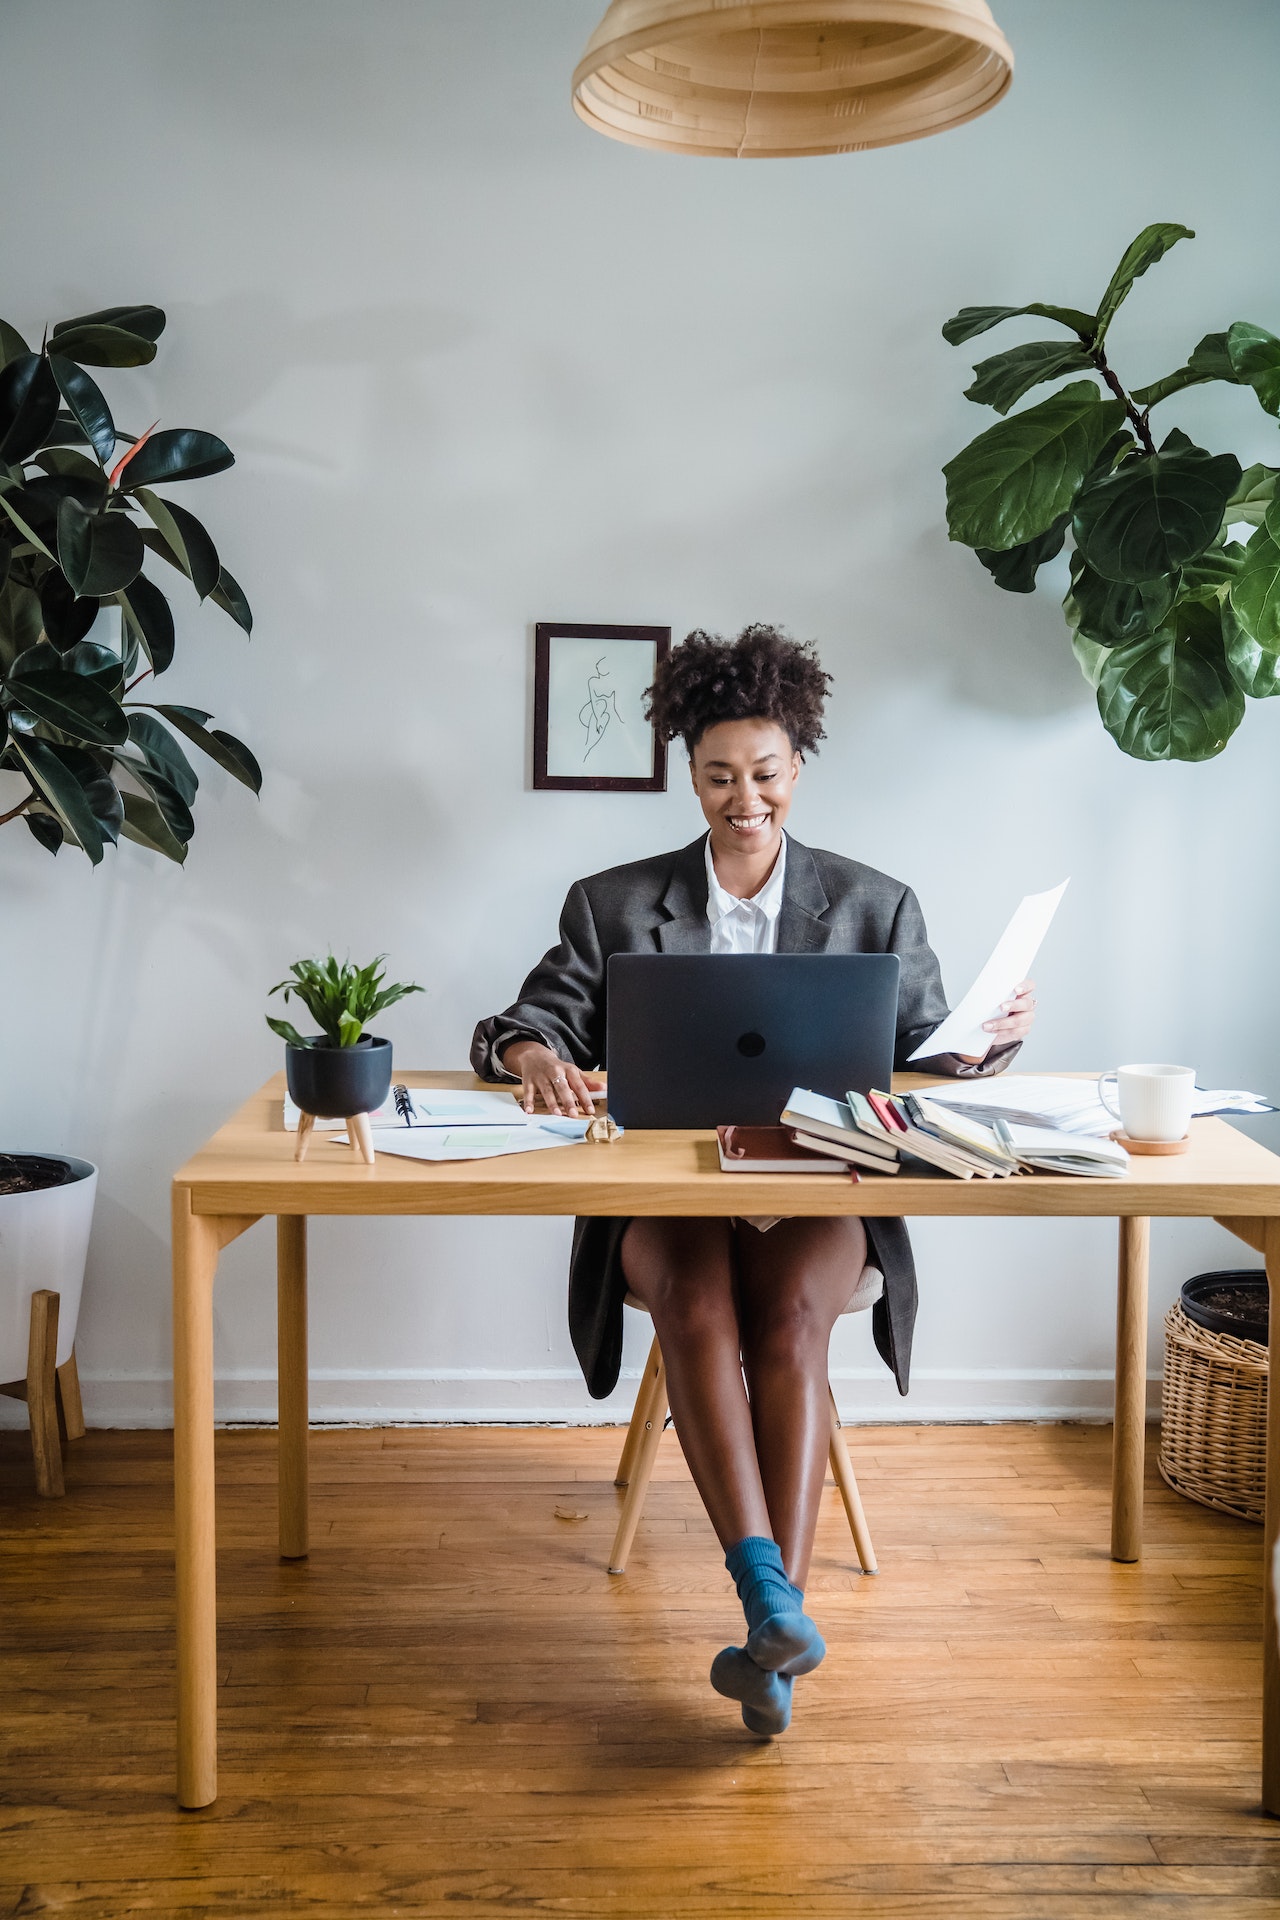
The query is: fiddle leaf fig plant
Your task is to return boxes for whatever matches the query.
[943,223,1280,762]
[267,956,424,1050]
[0,302,260,862]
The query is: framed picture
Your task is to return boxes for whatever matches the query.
[533,623,671,792]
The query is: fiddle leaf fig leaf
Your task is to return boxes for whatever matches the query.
[1094,223,1195,345]
[1067,553,1174,646]
[1095,600,1244,761]
[944,383,1126,551]
[48,355,116,465]
[942,303,1096,347]
[975,513,1070,593]
[964,340,1095,415]
[1223,598,1280,699]
[1224,463,1279,528]
[1073,442,1240,582]
[1226,321,1280,416]
[1227,524,1280,655]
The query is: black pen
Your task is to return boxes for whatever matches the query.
[392,1084,414,1127]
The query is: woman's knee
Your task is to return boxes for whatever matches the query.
[741,1287,836,1368]
[621,1218,736,1334]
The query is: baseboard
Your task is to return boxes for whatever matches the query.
[0,1365,1161,1429]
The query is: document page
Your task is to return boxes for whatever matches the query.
[908,881,1069,1063]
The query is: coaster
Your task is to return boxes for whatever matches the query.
[1111,1130,1189,1156]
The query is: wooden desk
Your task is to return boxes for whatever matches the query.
[172,1071,1280,1812]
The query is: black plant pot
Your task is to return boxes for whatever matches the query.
[285,1036,393,1118]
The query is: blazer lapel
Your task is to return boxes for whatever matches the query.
[656,837,713,953]
[777,837,833,954]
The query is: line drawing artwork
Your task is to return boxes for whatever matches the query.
[579,655,626,761]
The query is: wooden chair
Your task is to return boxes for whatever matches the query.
[609,1275,880,1577]
[0,1290,85,1497]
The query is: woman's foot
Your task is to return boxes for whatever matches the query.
[725,1535,826,1675]
[710,1647,794,1735]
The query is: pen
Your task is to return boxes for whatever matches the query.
[392,1084,414,1126]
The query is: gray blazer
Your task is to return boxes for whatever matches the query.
[471,834,1017,1400]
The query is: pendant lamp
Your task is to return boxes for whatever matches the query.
[572,1,1013,158]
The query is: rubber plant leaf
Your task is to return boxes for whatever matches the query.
[964,340,1094,416]
[150,702,262,791]
[125,711,199,804]
[117,755,195,843]
[134,487,219,598]
[47,355,116,466]
[0,317,30,367]
[941,303,1096,346]
[1093,223,1195,346]
[1095,599,1244,762]
[107,421,158,488]
[209,566,253,634]
[56,496,144,596]
[39,568,99,648]
[1073,439,1240,583]
[44,324,158,368]
[51,305,165,344]
[943,383,1126,552]
[12,735,108,861]
[116,573,176,674]
[116,428,234,489]
[6,644,129,745]
[118,789,187,864]
[0,354,60,463]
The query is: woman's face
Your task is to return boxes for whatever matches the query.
[689,718,800,856]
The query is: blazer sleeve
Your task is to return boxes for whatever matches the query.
[889,885,1020,1081]
[470,879,607,1081]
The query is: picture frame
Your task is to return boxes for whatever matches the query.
[533,622,671,792]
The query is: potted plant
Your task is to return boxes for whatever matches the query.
[0,301,260,1470]
[268,956,423,1161]
[941,223,1280,762]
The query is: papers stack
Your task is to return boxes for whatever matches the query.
[283,1085,606,1163]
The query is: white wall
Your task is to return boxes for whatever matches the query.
[2,0,1277,1427]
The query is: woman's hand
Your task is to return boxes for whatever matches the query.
[500,1040,605,1117]
[955,979,1037,1064]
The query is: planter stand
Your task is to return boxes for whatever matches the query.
[294,1112,374,1165]
[0,1288,85,1496]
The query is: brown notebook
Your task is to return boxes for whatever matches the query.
[716,1125,856,1176]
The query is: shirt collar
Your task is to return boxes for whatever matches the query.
[704,831,788,925]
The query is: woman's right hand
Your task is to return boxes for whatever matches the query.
[500,1040,605,1117]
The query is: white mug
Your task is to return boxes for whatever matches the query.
[1098,1063,1195,1142]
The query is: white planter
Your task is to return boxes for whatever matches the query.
[0,1157,97,1381]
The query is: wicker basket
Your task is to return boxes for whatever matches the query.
[1158,1301,1268,1524]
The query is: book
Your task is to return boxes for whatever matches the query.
[998,1121,1129,1179]
[716,1126,853,1175]
[788,1128,900,1173]
[902,1091,1019,1176]
[864,1090,986,1179]
[779,1089,895,1158]
[846,1090,904,1153]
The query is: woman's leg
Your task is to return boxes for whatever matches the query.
[735,1216,868,1589]
[620,1217,772,1549]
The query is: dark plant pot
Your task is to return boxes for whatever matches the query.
[285,1036,393,1118]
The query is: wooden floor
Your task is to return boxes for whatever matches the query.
[1,1421,1277,1919]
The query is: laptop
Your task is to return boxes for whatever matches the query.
[605,953,901,1128]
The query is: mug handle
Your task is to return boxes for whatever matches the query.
[1097,1072,1122,1122]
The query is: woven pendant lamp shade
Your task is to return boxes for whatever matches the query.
[572,0,1013,158]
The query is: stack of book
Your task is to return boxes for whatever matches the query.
[779,1087,1128,1180]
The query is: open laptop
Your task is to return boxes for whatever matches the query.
[605,953,900,1128]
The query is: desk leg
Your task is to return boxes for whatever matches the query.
[1111,1215,1150,1564]
[277,1217,309,1560]
[173,1187,220,1811]
[1263,1219,1280,1817]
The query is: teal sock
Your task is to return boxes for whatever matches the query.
[724,1536,826,1677]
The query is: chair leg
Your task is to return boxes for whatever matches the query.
[27,1290,64,1498]
[57,1349,86,1442]
[827,1387,876,1574]
[608,1352,668,1575]
[615,1336,663,1488]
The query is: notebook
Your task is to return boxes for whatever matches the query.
[716,1125,852,1175]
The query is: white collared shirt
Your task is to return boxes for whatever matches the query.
[704,832,787,954]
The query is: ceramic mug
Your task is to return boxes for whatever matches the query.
[1098,1063,1195,1142]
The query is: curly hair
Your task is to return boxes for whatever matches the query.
[644,624,830,755]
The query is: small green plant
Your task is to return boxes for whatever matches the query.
[266,955,423,1049]
[942,222,1280,762]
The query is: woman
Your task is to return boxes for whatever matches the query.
[472,626,1035,1735]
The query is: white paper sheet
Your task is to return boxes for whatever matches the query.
[922,1074,1277,1134]
[343,1117,597,1162]
[908,881,1069,1063]
[284,1087,530,1132]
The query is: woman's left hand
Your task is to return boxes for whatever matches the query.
[983,977,1036,1049]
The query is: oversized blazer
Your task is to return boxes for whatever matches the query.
[471,834,1018,1402]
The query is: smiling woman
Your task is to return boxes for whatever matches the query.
[470,622,1036,1738]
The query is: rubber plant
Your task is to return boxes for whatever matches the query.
[0,302,259,861]
[942,224,1280,762]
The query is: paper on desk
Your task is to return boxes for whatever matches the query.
[284,1088,528,1132]
[922,1075,1277,1134]
[344,1117,598,1161]
[907,881,1069,1063]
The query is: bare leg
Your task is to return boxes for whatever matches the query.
[621,1218,771,1548]
[736,1216,868,1588]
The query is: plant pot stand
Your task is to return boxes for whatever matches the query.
[0,1288,85,1496]
[293,1111,375,1165]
